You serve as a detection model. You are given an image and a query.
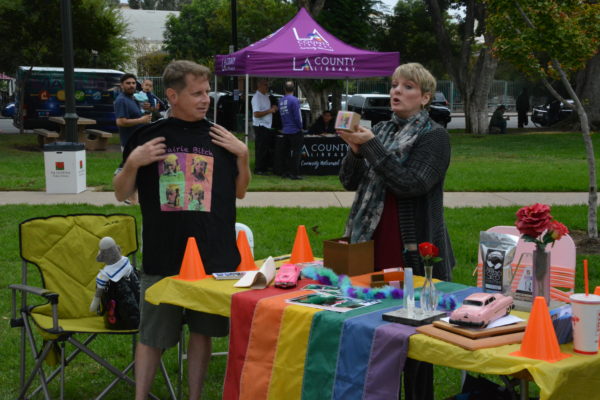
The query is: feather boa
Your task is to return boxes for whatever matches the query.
[301,266,457,310]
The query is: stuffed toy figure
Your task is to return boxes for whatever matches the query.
[89,236,135,313]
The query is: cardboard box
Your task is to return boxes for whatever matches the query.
[323,237,374,276]
[43,142,86,193]
[334,111,361,132]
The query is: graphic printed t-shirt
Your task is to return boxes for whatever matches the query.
[122,117,240,276]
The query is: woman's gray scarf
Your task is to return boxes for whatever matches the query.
[345,109,432,243]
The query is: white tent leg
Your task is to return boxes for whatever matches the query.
[244,74,249,145]
[213,75,218,123]
[345,80,349,111]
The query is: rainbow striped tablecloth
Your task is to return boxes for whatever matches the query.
[146,278,600,400]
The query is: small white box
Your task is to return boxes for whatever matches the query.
[43,143,86,193]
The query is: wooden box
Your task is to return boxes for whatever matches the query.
[323,237,374,276]
[334,111,361,132]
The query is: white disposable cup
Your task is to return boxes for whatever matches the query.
[570,293,600,354]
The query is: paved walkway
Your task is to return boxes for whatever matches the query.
[0,190,589,208]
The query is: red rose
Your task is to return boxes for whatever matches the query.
[418,242,439,258]
[548,220,569,241]
[515,203,552,238]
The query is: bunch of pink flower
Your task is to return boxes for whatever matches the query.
[515,203,569,249]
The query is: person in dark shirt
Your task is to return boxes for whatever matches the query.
[308,110,335,135]
[489,105,508,134]
[516,89,529,128]
[278,81,303,179]
[113,60,250,400]
[114,73,152,148]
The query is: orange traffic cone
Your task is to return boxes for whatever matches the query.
[289,225,314,264]
[510,296,571,362]
[236,230,258,271]
[595,286,600,296]
[173,237,207,281]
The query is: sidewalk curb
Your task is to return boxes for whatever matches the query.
[0,191,589,208]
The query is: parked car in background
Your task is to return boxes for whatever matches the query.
[347,93,391,126]
[449,293,514,328]
[429,92,451,128]
[1,101,15,118]
[347,92,452,128]
[531,99,574,127]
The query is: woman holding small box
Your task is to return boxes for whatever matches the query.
[338,62,454,278]
[338,63,455,399]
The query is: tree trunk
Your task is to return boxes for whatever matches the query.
[547,61,598,239]
[298,81,328,126]
[575,50,600,130]
[424,0,497,134]
[297,0,325,15]
[465,37,498,134]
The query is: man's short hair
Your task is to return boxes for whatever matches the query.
[284,81,295,93]
[163,60,211,92]
[120,73,137,83]
[391,63,436,105]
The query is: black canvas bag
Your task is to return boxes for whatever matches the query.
[100,270,140,330]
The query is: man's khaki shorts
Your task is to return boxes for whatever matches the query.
[139,273,229,349]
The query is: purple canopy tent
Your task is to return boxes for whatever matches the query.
[213,7,399,140]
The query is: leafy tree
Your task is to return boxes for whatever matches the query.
[163,0,222,65]
[317,0,382,49]
[575,50,600,130]
[423,0,498,134]
[0,0,130,73]
[297,0,385,118]
[129,0,192,10]
[163,0,295,65]
[485,0,600,238]
[137,51,171,76]
[375,0,454,79]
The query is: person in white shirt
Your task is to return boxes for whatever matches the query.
[251,79,278,175]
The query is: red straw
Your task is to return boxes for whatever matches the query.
[584,259,589,296]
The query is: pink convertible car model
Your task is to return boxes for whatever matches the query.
[274,264,301,289]
[449,293,514,328]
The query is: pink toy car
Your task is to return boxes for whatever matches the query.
[274,264,300,288]
[449,293,514,328]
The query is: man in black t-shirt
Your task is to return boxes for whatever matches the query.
[113,60,250,400]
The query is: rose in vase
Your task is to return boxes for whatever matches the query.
[418,242,442,267]
[515,203,569,249]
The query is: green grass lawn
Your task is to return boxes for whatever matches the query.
[1,130,599,192]
[1,204,597,399]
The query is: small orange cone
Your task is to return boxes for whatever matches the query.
[510,296,571,362]
[236,230,258,271]
[173,237,207,281]
[289,225,314,264]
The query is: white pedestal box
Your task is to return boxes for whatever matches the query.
[43,142,86,194]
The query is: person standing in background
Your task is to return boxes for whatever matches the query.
[114,73,152,204]
[114,73,152,149]
[516,88,529,128]
[251,79,278,175]
[278,81,303,180]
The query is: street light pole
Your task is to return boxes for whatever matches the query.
[60,0,78,143]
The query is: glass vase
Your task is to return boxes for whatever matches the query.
[420,265,437,314]
[403,268,415,317]
[532,246,551,305]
